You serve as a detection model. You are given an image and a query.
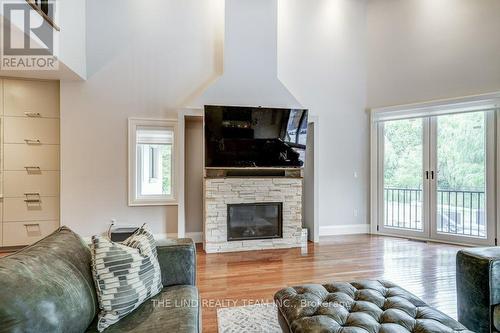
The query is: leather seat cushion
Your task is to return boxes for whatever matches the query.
[275,280,473,333]
[86,285,199,333]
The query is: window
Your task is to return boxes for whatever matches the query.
[285,109,308,163]
[285,109,308,147]
[129,119,178,206]
[370,94,499,246]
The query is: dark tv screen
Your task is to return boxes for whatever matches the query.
[204,105,308,168]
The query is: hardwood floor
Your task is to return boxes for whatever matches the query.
[197,234,464,333]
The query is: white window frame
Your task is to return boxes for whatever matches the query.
[128,118,178,206]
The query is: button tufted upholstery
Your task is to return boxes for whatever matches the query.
[274,280,474,333]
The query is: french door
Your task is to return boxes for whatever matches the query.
[378,111,496,245]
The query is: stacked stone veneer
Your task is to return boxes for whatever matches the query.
[204,177,303,253]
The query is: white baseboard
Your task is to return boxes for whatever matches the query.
[319,224,370,236]
[82,232,204,244]
[154,232,203,243]
[153,233,178,240]
[184,232,203,243]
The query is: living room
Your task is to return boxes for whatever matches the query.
[0,0,499,332]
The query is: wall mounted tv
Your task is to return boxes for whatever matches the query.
[204,105,308,168]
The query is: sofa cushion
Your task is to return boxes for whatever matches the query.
[91,226,163,331]
[0,226,98,333]
[85,285,199,333]
[275,280,473,333]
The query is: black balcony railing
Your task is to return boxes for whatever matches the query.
[384,187,486,238]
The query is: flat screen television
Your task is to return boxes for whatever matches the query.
[204,105,308,168]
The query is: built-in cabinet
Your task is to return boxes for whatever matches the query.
[0,78,60,247]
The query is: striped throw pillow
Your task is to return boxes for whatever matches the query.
[91,225,163,332]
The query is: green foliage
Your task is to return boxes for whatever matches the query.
[436,113,485,191]
[384,113,485,191]
[161,145,172,194]
[384,119,423,188]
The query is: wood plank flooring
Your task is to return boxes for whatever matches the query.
[197,234,463,333]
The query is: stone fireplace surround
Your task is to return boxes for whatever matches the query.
[204,176,303,253]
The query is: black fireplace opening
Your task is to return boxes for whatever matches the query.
[227,202,283,241]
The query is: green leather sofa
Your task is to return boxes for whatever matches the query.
[457,247,500,333]
[0,226,200,333]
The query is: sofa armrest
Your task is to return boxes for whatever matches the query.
[457,247,500,333]
[156,238,196,287]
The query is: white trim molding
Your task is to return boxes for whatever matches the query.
[82,232,204,245]
[154,232,203,243]
[128,118,179,206]
[319,224,370,236]
[371,91,500,122]
[185,232,203,243]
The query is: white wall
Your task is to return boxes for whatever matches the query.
[279,0,369,230]
[61,0,224,236]
[197,0,301,108]
[58,0,86,79]
[61,0,370,237]
[367,0,500,108]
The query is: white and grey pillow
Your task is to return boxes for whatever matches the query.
[91,225,163,332]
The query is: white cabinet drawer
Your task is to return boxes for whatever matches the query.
[4,144,60,170]
[3,197,59,222]
[3,79,59,118]
[3,220,59,247]
[3,171,59,197]
[4,117,60,144]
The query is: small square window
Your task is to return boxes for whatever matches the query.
[129,119,177,205]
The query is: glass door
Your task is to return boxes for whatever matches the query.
[429,111,495,245]
[378,111,496,245]
[378,118,430,238]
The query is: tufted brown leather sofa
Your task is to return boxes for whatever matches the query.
[274,280,473,333]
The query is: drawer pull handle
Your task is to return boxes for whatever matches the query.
[24,192,40,197]
[24,199,41,203]
[24,139,41,145]
[25,166,42,174]
[25,112,41,118]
